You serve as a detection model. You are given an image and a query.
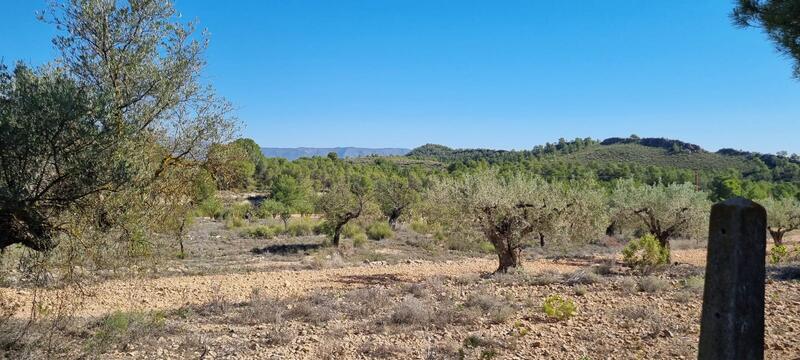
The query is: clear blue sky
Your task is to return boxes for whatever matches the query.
[2,1,798,153]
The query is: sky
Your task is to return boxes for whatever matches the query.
[1,1,798,154]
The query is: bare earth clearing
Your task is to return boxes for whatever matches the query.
[1,219,798,360]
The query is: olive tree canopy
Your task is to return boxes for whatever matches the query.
[760,197,800,245]
[425,170,607,273]
[610,179,711,256]
[0,0,235,253]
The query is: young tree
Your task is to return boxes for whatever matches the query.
[760,197,800,245]
[426,171,604,273]
[317,177,371,247]
[268,175,313,227]
[376,174,420,229]
[733,0,800,79]
[610,180,711,259]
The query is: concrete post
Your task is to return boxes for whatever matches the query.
[698,197,767,360]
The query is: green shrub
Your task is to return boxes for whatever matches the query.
[541,295,576,320]
[352,233,367,248]
[478,241,495,253]
[410,219,432,234]
[90,310,166,351]
[242,226,276,239]
[341,223,363,239]
[313,221,330,235]
[196,197,224,218]
[770,245,789,264]
[622,234,670,272]
[225,217,245,229]
[681,276,704,294]
[366,222,393,240]
[222,203,252,220]
[287,219,315,236]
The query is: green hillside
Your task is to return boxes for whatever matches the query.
[406,137,799,184]
[564,143,758,173]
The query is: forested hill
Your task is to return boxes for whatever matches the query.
[262,147,410,160]
[406,137,800,184]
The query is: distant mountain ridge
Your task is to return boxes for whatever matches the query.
[261,147,410,160]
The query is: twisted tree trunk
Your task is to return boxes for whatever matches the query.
[0,206,56,252]
[489,233,520,273]
[768,228,785,246]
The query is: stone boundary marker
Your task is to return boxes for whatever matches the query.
[698,197,767,360]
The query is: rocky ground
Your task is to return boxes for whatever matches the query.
[0,220,798,359]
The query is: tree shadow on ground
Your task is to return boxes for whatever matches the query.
[767,264,800,281]
[332,273,409,286]
[251,243,322,255]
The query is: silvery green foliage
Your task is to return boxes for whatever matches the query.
[610,179,711,244]
[760,197,800,243]
[425,170,607,251]
[0,0,237,252]
[43,0,236,164]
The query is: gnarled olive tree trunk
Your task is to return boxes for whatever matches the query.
[485,225,526,273]
[768,228,786,246]
[0,206,56,252]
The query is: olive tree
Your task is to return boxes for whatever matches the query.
[610,179,710,259]
[0,0,235,253]
[760,197,800,245]
[376,174,420,229]
[317,177,371,247]
[426,171,606,273]
[0,65,124,251]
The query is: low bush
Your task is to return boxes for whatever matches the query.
[287,219,316,236]
[221,202,252,220]
[478,241,495,253]
[342,287,387,318]
[312,221,330,235]
[618,277,638,294]
[241,225,277,239]
[465,294,515,324]
[592,259,615,275]
[225,217,245,229]
[410,219,433,234]
[566,270,601,285]
[195,197,223,218]
[89,310,167,351]
[622,234,670,273]
[304,252,346,269]
[681,276,704,294]
[286,299,335,324]
[542,295,576,321]
[637,276,669,293]
[352,233,367,247]
[366,222,393,240]
[770,245,789,264]
[341,223,363,239]
[391,297,431,325]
